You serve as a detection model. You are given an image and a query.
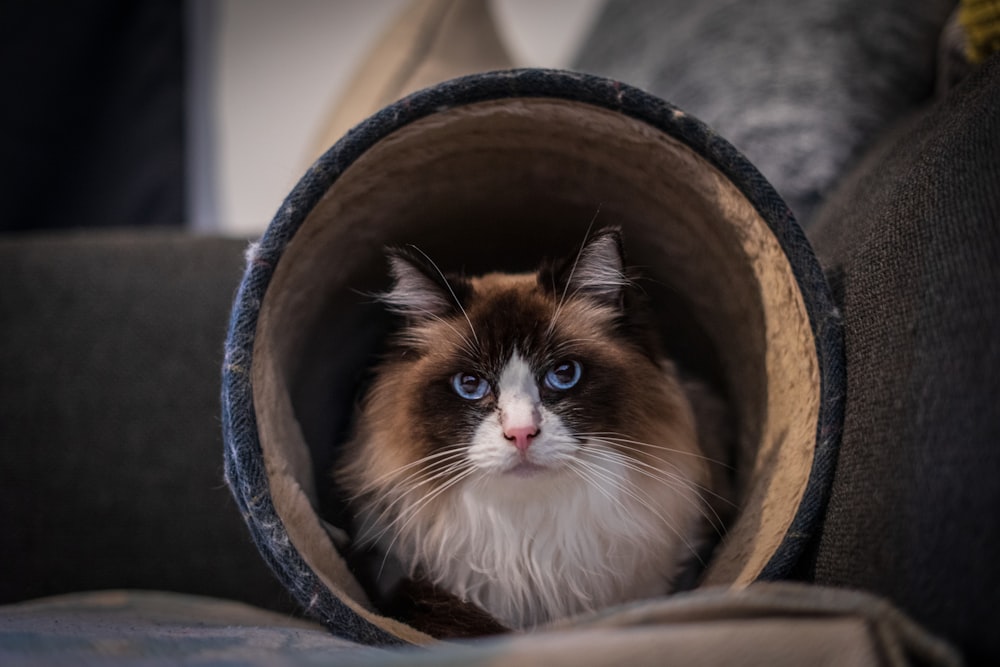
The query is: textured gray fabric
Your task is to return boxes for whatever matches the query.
[808,54,1000,664]
[0,230,293,612]
[573,0,955,224]
[0,590,370,665]
[0,585,961,666]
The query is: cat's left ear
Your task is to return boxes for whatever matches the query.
[381,247,466,322]
[558,227,629,310]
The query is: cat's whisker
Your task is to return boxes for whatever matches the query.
[571,456,672,526]
[571,457,703,565]
[578,445,727,536]
[580,437,699,481]
[578,431,735,470]
[366,458,472,523]
[358,460,474,547]
[581,431,734,467]
[590,449,735,537]
[379,463,475,533]
[572,457,706,566]
[564,460,670,574]
[394,306,479,357]
[375,467,478,579]
[580,444,696,493]
[354,456,474,545]
[405,244,480,348]
[355,482,463,541]
[565,460,634,517]
[546,206,603,338]
[351,446,469,497]
[580,437,736,510]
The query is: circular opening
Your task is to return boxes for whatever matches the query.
[251,98,820,641]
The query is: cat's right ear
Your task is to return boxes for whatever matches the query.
[381,248,461,322]
[545,227,630,311]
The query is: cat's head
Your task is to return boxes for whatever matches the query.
[345,227,696,496]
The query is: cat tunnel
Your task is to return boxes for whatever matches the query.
[222,69,844,645]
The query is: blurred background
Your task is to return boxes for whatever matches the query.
[2,0,603,237]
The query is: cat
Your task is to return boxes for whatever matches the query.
[335,227,732,635]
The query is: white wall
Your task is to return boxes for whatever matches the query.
[205,0,603,236]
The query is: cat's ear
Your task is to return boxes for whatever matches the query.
[382,248,464,321]
[558,227,629,309]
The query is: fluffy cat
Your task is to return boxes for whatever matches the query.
[336,227,731,634]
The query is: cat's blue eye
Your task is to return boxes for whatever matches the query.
[451,372,490,400]
[544,360,582,391]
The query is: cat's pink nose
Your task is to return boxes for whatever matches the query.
[504,425,539,452]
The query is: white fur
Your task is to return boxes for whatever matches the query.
[382,351,705,629]
[494,353,541,436]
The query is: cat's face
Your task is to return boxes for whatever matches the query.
[345,229,691,498]
[407,271,642,482]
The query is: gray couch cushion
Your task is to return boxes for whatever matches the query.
[0,230,292,612]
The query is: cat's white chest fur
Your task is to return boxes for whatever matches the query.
[454,472,695,628]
